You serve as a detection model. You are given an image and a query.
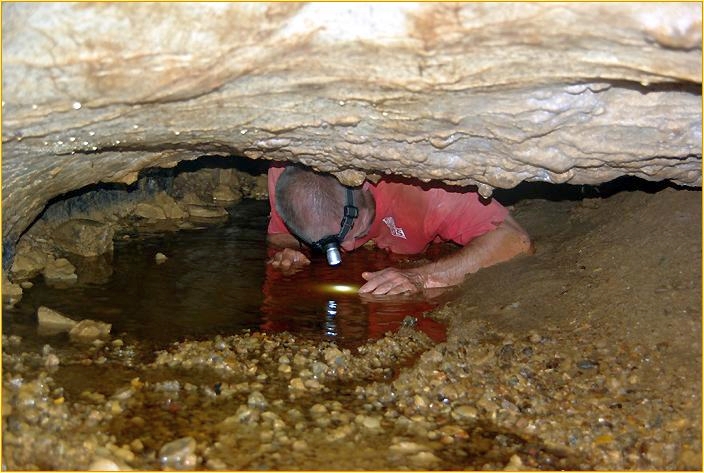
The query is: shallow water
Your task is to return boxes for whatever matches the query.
[4,200,445,351]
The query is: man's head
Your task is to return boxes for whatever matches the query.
[275,166,374,253]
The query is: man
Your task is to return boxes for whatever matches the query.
[267,163,533,295]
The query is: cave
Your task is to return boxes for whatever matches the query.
[1,3,701,471]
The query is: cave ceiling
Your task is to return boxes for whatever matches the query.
[1,2,701,247]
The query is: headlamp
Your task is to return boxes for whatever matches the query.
[313,235,343,266]
[310,188,359,266]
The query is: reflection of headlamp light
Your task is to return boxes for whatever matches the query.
[310,188,359,266]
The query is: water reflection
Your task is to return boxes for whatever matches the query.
[4,200,447,350]
[325,300,338,338]
[260,244,447,348]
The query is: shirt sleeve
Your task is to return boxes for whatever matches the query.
[267,163,290,235]
[425,187,509,246]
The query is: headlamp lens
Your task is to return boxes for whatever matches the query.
[323,242,342,266]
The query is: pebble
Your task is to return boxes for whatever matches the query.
[309,403,328,418]
[504,454,524,470]
[289,378,306,391]
[44,353,60,367]
[356,414,381,430]
[528,331,542,343]
[328,424,354,440]
[452,405,478,420]
[439,424,469,440]
[409,451,440,467]
[130,439,144,453]
[412,394,427,409]
[389,441,425,453]
[131,416,145,428]
[247,391,268,410]
[236,406,258,424]
[88,458,123,471]
[303,379,322,390]
[311,361,328,378]
[111,387,135,401]
[108,400,123,415]
[155,252,168,264]
[292,439,307,451]
[293,353,307,366]
[109,444,135,463]
[159,436,197,469]
[323,347,344,365]
[577,359,598,370]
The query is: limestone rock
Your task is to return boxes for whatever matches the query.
[69,319,112,343]
[212,184,242,203]
[2,274,23,307]
[71,254,113,285]
[247,175,269,200]
[10,248,47,281]
[179,192,209,206]
[42,258,78,285]
[186,205,229,220]
[134,203,167,220]
[0,3,700,252]
[153,192,187,219]
[53,219,114,257]
[37,306,78,333]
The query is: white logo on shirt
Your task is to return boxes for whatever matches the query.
[382,216,406,239]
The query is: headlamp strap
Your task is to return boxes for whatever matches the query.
[338,188,358,241]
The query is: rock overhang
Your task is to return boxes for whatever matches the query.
[1,2,701,252]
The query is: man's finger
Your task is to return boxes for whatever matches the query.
[359,276,385,293]
[371,280,397,295]
[360,272,396,294]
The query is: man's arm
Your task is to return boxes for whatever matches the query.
[267,233,300,248]
[358,215,533,295]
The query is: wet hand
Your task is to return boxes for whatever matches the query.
[358,268,426,295]
[268,248,310,274]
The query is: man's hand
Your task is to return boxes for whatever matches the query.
[268,248,311,275]
[359,268,426,295]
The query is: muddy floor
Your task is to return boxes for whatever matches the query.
[2,183,701,470]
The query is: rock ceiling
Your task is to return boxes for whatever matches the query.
[1,2,701,248]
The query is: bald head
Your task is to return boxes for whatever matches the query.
[275,167,353,245]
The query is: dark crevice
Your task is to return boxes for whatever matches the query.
[493,175,695,206]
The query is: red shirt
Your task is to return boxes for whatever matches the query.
[267,165,508,255]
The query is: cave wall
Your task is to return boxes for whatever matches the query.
[1,2,701,253]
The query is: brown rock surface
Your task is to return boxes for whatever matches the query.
[52,219,115,257]
[1,3,701,253]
